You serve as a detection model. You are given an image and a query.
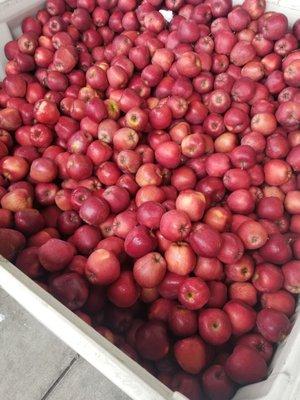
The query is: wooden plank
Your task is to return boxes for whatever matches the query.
[0,288,77,400]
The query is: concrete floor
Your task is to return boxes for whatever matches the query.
[0,288,129,400]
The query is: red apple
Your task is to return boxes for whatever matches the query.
[133,252,166,288]
[168,304,198,337]
[86,248,120,286]
[135,320,169,361]
[202,364,236,400]
[256,308,292,343]
[165,242,196,276]
[178,277,210,310]
[225,344,267,384]
[174,336,207,374]
[198,308,232,345]
[223,300,256,335]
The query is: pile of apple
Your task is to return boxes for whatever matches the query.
[0,0,300,398]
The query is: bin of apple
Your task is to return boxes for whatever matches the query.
[0,0,300,399]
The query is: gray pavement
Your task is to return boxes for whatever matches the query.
[0,288,129,400]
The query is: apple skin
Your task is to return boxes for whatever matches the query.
[174,336,207,374]
[0,228,25,261]
[198,308,232,345]
[178,277,210,310]
[168,304,198,337]
[135,320,170,361]
[223,300,256,335]
[237,333,273,362]
[256,308,292,343]
[125,107,148,131]
[225,344,268,384]
[171,372,203,400]
[202,364,236,400]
